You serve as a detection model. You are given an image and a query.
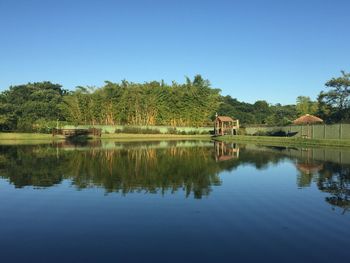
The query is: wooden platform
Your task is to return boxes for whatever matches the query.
[52,128,102,138]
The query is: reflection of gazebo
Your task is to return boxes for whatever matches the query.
[296,163,324,174]
[293,114,323,138]
[295,161,324,188]
[214,141,239,162]
[214,114,239,136]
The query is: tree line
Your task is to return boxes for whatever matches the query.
[0,72,349,132]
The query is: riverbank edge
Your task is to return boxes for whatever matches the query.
[0,132,211,142]
[214,135,350,148]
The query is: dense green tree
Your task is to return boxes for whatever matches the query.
[0,82,66,131]
[318,71,350,122]
[296,96,318,116]
[217,96,297,126]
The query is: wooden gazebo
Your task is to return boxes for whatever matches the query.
[214,114,239,136]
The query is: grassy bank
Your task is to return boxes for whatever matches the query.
[215,135,350,148]
[0,132,211,143]
[0,133,65,140]
[101,133,211,141]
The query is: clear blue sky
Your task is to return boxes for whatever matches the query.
[1,0,349,104]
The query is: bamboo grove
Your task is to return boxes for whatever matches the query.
[66,75,221,127]
[0,75,221,131]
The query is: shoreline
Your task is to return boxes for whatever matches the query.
[2,132,350,148]
[214,135,350,148]
[0,132,211,144]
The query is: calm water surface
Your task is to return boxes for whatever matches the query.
[0,140,349,263]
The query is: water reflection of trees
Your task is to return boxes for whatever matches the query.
[0,145,66,188]
[317,163,350,214]
[247,145,350,214]
[0,143,234,199]
[0,142,349,207]
[215,143,350,213]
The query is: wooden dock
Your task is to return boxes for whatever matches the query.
[52,128,102,138]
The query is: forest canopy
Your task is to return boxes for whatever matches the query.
[0,73,349,132]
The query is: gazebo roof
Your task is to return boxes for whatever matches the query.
[217,116,235,122]
[293,114,323,125]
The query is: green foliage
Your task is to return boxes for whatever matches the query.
[115,127,162,134]
[0,82,66,131]
[218,96,297,126]
[318,71,350,122]
[167,127,178,134]
[296,96,318,115]
[62,75,221,127]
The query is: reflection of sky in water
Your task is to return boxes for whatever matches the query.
[0,142,349,263]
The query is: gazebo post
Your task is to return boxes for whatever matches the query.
[214,119,216,135]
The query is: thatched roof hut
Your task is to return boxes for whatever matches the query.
[293,114,323,125]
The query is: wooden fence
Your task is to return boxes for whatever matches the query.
[244,124,350,140]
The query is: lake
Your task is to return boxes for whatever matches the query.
[0,140,349,263]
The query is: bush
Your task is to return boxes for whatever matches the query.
[167,127,177,134]
[17,119,58,133]
[114,126,210,135]
[267,129,287,137]
[115,127,161,134]
[236,128,245,135]
[253,129,287,137]
[253,130,268,136]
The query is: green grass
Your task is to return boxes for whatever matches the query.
[0,132,211,144]
[215,135,350,148]
[0,133,65,145]
[101,133,211,141]
[0,132,64,140]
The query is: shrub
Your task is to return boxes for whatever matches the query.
[115,127,161,134]
[167,127,177,134]
[253,129,287,137]
[237,128,246,135]
[253,130,268,136]
[267,129,287,137]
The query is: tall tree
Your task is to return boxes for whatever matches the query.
[296,96,318,116]
[318,71,350,122]
[0,82,66,131]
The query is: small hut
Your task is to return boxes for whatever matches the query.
[214,114,239,136]
[293,114,323,138]
[293,114,323,125]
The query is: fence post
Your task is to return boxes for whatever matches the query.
[324,124,326,139]
[339,123,342,140]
